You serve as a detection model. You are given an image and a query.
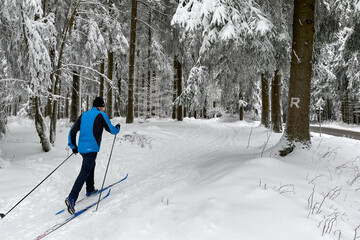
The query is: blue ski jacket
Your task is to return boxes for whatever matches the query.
[68,107,119,154]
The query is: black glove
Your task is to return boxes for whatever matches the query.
[115,123,120,130]
[72,148,78,155]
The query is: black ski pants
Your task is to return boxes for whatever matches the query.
[69,152,97,202]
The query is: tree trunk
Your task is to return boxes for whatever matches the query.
[65,91,69,118]
[33,96,51,152]
[177,59,183,121]
[342,91,349,124]
[261,74,270,128]
[152,70,157,116]
[146,9,152,119]
[50,1,79,144]
[280,0,315,155]
[107,48,114,119]
[99,59,105,98]
[126,0,137,124]
[70,70,80,122]
[239,82,244,121]
[135,50,140,118]
[141,62,146,118]
[117,77,122,117]
[271,70,282,133]
[172,55,178,119]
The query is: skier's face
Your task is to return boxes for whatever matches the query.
[98,107,105,112]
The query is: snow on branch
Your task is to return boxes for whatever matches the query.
[172,0,273,54]
[175,66,207,111]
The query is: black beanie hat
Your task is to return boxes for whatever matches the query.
[93,97,105,107]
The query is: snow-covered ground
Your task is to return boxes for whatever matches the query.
[0,117,360,240]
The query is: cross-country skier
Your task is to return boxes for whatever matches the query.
[66,97,120,215]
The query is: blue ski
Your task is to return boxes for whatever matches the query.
[34,189,111,240]
[55,173,128,215]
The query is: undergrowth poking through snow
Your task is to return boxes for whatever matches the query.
[118,132,153,148]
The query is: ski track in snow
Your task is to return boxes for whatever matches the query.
[0,119,265,239]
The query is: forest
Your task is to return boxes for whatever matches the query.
[0,0,359,153]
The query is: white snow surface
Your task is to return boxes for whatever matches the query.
[0,117,360,240]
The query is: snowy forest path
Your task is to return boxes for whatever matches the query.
[310,125,360,140]
[0,119,281,239]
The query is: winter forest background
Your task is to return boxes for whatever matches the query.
[0,0,360,153]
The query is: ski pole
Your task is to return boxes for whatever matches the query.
[95,134,117,212]
[0,153,74,219]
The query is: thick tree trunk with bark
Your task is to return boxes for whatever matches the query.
[135,50,140,118]
[107,48,114,118]
[117,77,122,117]
[33,96,51,152]
[342,91,349,124]
[126,0,137,123]
[172,55,178,119]
[146,9,152,119]
[271,70,282,133]
[70,70,80,122]
[177,60,183,121]
[280,0,315,156]
[261,74,270,128]
[239,91,244,121]
[99,59,105,98]
[65,91,69,118]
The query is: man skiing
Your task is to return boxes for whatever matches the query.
[66,97,120,215]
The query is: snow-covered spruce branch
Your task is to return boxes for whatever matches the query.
[58,64,111,82]
[59,64,119,93]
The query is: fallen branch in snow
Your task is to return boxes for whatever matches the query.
[308,186,342,216]
[320,212,338,236]
[307,185,315,218]
[259,180,295,195]
[336,156,360,172]
[276,184,295,195]
[322,147,340,159]
[316,187,342,214]
[308,174,324,184]
[318,211,345,237]
[349,173,360,186]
